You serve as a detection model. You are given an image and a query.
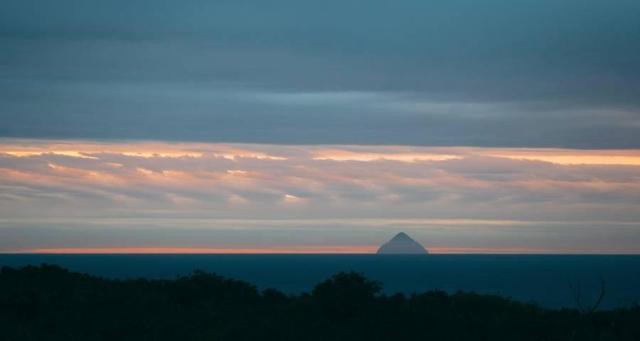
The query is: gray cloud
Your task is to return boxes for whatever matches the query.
[1,0,640,147]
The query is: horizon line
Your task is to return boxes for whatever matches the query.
[5,246,640,255]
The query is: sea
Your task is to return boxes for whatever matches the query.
[1,254,639,309]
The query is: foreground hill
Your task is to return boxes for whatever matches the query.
[0,265,638,340]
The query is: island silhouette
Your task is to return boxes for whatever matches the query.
[377,232,428,254]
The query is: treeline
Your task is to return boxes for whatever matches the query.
[0,265,638,340]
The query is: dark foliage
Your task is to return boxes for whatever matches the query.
[0,265,638,340]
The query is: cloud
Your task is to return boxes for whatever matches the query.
[1,0,639,147]
[0,140,639,252]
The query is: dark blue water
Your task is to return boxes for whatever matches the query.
[1,254,639,309]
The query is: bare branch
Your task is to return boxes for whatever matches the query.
[568,280,585,312]
[568,277,606,314]
[587,278,606,314]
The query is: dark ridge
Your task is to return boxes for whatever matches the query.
[1,264,639,340]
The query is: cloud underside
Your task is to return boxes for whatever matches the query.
[1,0,640,147]
[1,140,639,253]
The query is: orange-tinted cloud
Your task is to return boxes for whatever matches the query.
[1,139,639,253]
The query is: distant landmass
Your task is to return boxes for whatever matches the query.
[377,232,428,254]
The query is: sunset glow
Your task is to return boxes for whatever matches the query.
[1,139,639,254]
[20,246,378,254]
[1,0,640,255]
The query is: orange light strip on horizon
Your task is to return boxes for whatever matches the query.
[0,140,286,160]
[311,149,461,162]
[428,247,640,254]
[478,149,640,166]
[14,246,640,255]
[1,139,640,166]
[18,246,379,254]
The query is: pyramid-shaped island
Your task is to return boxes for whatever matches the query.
[377,232,429,254]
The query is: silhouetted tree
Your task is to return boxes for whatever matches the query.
[1,265,639,341]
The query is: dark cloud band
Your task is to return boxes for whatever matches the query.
[1,0,639,147]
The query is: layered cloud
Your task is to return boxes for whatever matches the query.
[2,1,639,253]
[1,0,640,147]
[1,140,639,253]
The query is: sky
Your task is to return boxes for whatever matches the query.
[1,0,639,253]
